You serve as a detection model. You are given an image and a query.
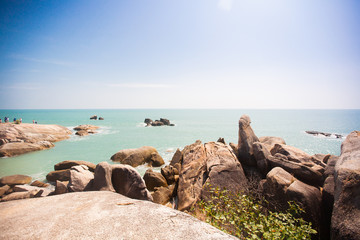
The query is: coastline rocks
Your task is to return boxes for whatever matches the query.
[30,180,49,188]
[13,185,51,197]
[143,169,168,191]
[0,185,10,197]
[170,148,182,167]
[263,167,321,230]
[110,146,165,167]
[99,117,104,120]
[331,131,360,239]
[0,191,237,240]
[0,123,71,157]
[73,125,99,136]
[67,165,94,192]
[112,164,153,201]
[152,185,176,205]
[0,189,42,202]
[252,142,270,176]
[237,115,259,167]
[177,140,248,211]
[46,169,71,182]
[0,174,32,186]
[306,130,343,139]
[90,115,97,120]
[54,160,96,172]
[55,181,68,195]
[270,144,312,163]
[161,165,179,185]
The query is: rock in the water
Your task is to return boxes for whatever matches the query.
[54,181,68,195]
[90,115,97,120]
[160,118,170,125]
[237,115,259,167]
[151,121,164,126]
[112,164,153,201]
[143,169,168,191]
[306,130,343,139]
[73,125,99,131]
[99,117,104,120]
[0,123,71,157]
[152,185,176,205]
[111,146,165,167]
[30,180,49,188]
[0,174,32,186]
[0,191,236,239]
[144,118,153,125]
[46,169,71,182]
[75,130,89,136]
[161,165,179,185]
[177,141,248,211]
[67,165,94,192]
[54,160,96,172]
[263,167,321,231]
[331,131,360,240]
[92,162,115,192]
[259,136,286,152]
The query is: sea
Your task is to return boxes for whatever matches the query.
[0,109,359,181]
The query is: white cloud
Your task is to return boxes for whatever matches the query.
[106,83,175,88]
[9,54,75,67]
[218,0,233,11]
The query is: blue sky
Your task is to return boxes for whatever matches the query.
[0,0,359,109]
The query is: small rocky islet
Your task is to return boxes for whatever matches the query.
[0,115,359,239]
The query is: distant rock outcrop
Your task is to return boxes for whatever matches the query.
[144,118,175,127]
[306,130,343,139]
[0,123,71,157]
[73,125,99,136]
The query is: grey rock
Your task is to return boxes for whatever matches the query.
[67,165,94,192]
[0,191,236,240]
[92,162,115,192]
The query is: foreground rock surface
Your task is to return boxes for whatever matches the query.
[332,131,360,240]
[0,123,71,157]
[0,191,236,240]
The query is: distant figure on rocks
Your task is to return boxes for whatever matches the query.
[0,118,2,123]
[13,118,16,123]
[20,118,22,123]
[33,120,35,124]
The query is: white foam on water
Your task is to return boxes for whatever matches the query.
[137,122,147,127]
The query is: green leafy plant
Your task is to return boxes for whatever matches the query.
[15,119,21,124]
[192,186,317,239]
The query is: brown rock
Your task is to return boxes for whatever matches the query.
[111,146,164,168]
[152,185,176,205]
[54,160,96,172]
[0,174,32,186]
[46,169,70,182]
[237,115,259,167]
[170,148,182,167]
[143,169,168,191]
[0,189,42,202]
[0,185,10,197]
[13,185,51,197]
[92,162,115,192]
[229,142,238,157]
[252,142,270,176]
[73,125,99,131]
[30,180,49,188]
[0,141,54,157]
[332,131,360,240]
[259,136,286,152]
[112,164,153,201]
[55,181,68,195]
[161,165,179,185]
[75,130,89,136]
[67,165,94,192]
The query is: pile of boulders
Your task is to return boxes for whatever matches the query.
[90,115,104,120]
[110,146,165,167]
[144,118,175,127]
[73,125,99,136]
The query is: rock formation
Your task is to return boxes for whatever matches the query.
[0,123,71,157]
[144,118,175,127]
[306,130,343,139]
[331,131,360,239]
[73,125,99,136]
[237,115,259,167]
[110,146,165,167]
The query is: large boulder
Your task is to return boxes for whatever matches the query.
[252,142,270,176]
[143,169,168,191]
[0,123,71,157]
[67,165,94,192]
[46,169,70,182]
[13,185,51,197]
[331,131,360,239]
[161,165,179,185]
[259,136,286,152]
[267,153,323,187]
[91,162,115,192]
[262,167,321,231]
[170,148,183,167]
[0,175,32,186]
[0,191,237,239]
[0,189,42,202]
[112,164,153,201]
[54,181,68,195]
[237,115,259,167]
[111,146,164,167]
[152,185,176,205]
[177,141,248,211]
[0,185,10,197]
[54,160,96,172]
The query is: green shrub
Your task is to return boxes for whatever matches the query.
[192,186,317,239]
[15,120,21,124]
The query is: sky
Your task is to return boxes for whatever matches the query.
[0,0,359,109]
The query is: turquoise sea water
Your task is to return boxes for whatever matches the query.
[0,109,359,180]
